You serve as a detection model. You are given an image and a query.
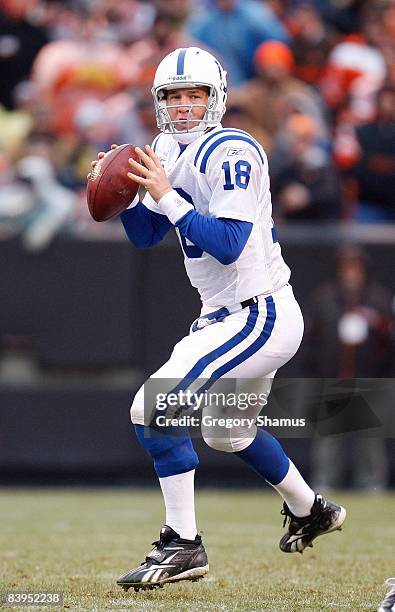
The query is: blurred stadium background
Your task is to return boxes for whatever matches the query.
[0,0,394,608]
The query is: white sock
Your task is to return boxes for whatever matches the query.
[272,460,315,517]
[159,469,197,540]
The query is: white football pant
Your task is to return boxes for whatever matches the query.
[131,284,304,452]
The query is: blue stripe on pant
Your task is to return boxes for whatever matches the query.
[135,296,279,478]
[166,303,260,401]
[195,296,275,395]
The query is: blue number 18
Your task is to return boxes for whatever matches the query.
[221,160,251,191]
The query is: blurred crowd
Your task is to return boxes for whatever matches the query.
[0,0,395,249]
[303,244,394,490]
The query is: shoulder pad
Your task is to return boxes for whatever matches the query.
[193,128,265,174]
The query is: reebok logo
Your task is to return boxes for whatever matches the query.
[227,148,246,157]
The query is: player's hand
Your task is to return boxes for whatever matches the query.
[127,145,172,203]
[87,144,118,180]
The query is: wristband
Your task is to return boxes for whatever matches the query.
[158,190,194,225]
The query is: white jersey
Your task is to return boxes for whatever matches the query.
[143,125,291,308]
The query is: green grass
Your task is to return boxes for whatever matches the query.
[0,489,393,611]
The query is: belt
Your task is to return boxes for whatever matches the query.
[240,296,259,309]
[192,295,261,332]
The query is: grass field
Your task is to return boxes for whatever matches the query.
[1,489,393,611]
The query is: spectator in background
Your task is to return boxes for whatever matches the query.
[314,0,363,35]
[349,85,395,223]
[113,87,158,147]
[0,0,48,110]
[1,0,394,234]
[304,245,393,490]
[125,12,203,90]
[0,85,33,160]
[187,0,289,86]
[30,8,133,137]
[222,101,271,151]
[154,0,192,27]
[61,86,159,192]
[270,113,341,221]
[94,0,155,45]
[319,2,394,131]
[0,132,75,251]
[39,0,154,45]
[335,83,395,222]
[360,2,395,64]
[230,41,328,152]
[327,4,393,220]
[265,0,290,21]
[287,3,334,87]
[319,32,387,123]
[305,245,394,378]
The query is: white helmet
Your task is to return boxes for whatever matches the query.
[152,47,227,143]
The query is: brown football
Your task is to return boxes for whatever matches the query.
[87,144,140,222]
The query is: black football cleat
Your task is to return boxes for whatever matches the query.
[279,493,346,554]
[117,525,209,592]
[377,578,395,612]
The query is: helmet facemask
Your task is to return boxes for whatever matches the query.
[153,84,220,136]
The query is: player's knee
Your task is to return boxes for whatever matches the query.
[134,424,199,477]
[203,436,234,452]
[203,433,256,453]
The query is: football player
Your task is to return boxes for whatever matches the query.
[98,47,346,591]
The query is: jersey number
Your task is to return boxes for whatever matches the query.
[222,160,251,190]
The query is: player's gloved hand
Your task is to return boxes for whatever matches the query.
[86,144,118,180]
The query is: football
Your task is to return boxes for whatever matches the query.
[87,144,140,222]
